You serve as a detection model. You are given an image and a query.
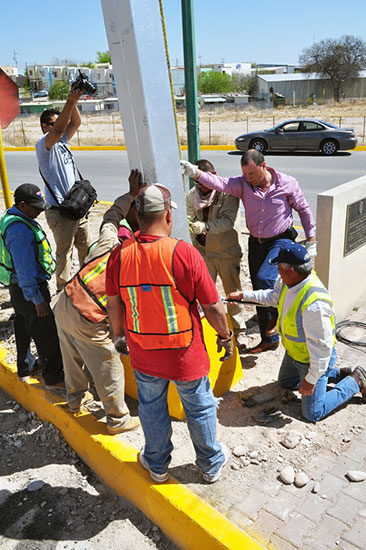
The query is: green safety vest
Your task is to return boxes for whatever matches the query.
[277,272,335,363]
[0,211,55,286]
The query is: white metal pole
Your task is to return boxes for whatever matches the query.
[101,0,189,241]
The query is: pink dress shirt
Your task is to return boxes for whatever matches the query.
[197,167,315,239]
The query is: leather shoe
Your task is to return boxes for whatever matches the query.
[246,340,280,354]
[350,366,366,400]
[339,367,354,381]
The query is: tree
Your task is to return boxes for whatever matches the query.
[96,51,111,64]
[299,35,366,101]
[49,81,69,100]
[23,65,31,92]
[197,71,232,93]
[230,74,256,96]
[80,61,95,69]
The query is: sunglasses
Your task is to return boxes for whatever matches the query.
[47,121,55,127]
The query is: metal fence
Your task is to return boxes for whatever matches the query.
[4,111,366,147]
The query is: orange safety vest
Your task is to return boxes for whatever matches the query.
[65,250,111,323]
[119,236,193,350]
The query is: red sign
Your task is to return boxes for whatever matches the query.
[0,68,20,129]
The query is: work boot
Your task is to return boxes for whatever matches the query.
[107,417,141,434]
[247,340,279,354]
[235,332,249,352]
[69,390,95,413]
[350,366,366,400]
[44,381,66,392]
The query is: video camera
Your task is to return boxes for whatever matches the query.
[72,69,97,95]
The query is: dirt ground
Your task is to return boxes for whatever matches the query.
[3,99,366,147]
[0,197,365,548]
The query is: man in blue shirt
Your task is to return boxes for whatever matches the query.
[36,87,92,291]
[0,184,64,388]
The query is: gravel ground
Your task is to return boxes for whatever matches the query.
[0,196,365,549]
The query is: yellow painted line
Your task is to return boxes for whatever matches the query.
[4,145,366,152]
[0,353,265,550]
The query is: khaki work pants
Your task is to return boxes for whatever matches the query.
[45,209,92,291]
[53,292,131,429]
[205,256,246,337]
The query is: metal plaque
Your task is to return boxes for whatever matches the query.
[344,198,366,256]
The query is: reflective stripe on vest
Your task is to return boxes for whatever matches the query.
[277,272,336,363]
[65,250,112,323]
[0,211,55,286]
[119,237,193,351]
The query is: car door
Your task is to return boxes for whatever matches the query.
[268,122,299,151]
[297,121,325,150]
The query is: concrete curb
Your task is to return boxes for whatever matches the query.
[4,145,366,152]
[0,352,265,550]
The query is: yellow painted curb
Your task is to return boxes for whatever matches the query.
[4,145,366,152]
[0,353,265,550]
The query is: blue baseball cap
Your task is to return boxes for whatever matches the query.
[269,242,310,266]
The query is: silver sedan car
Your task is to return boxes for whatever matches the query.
[234,118,358,155]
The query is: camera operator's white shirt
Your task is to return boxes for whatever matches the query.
[36,133,77,206]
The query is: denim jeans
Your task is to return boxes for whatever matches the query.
[278,348,359,422]
[248,237,293,344]
[134,371,225,476]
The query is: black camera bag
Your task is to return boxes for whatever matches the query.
[59,179,97,220]
[40,169,97,220]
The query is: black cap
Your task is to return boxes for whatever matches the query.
[14,184,48,211]
[269,242,311,266]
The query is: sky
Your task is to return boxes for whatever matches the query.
[2,0,366,74]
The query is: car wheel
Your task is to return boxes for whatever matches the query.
[321,140,338,156]
[249,139,267,154]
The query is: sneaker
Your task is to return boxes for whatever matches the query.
[138,452,169,483]
[69,390,95,413]
[18,361,43,382]
[44,381,67,392]
[202,442,230,484]
[107,417,141,434]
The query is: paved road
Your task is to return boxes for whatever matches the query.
[4,150,366,217]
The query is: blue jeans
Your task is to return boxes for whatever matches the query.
[248,237,293,344]
[278,348,359,422]
[134,371,225,476]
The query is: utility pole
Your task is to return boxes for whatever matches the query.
[181,0,200,174]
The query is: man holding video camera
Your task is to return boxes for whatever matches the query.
[36,85,92,291]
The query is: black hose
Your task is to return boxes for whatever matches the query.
[335,320,366,347]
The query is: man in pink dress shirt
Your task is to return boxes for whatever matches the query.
[181,149,315,354]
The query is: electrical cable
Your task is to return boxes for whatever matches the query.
[335,320,366,347]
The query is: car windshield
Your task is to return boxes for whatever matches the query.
[265,122,287,132]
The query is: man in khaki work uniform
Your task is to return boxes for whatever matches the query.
[52,171,142,434]
[186,159,247,350]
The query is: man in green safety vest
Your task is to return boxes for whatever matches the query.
[227,242,365,422]
[0,184,64,388]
